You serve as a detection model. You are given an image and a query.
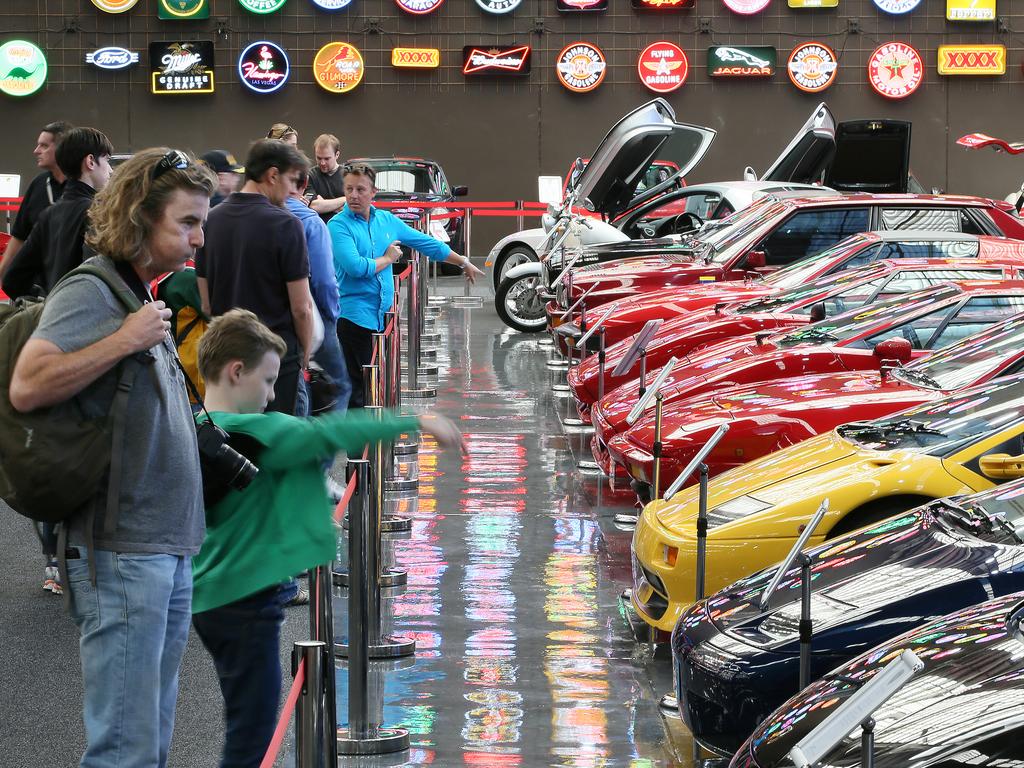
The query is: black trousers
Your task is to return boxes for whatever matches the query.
[337,317,376,409]
[266,353,300,415]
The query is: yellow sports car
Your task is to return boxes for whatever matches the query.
[630,374,1024,634]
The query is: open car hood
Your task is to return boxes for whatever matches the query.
[573,98,716,220]
[760,102,911,193]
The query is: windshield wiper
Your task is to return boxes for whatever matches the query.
[942,500,1024,544]
[785,327,838,343]
[991,513,1024,544]
[892,367,942,390]
[882,418,947,437]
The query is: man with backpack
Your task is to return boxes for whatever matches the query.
[6,148,217,768]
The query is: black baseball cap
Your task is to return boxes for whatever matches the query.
[200,149,244,174]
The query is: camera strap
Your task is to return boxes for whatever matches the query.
[174,355,220,429]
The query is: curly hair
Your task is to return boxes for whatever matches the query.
[86,148,216,266]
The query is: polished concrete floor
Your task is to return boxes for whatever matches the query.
[0,278,696,767]
[332,285,695,768]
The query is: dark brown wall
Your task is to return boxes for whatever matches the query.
[3,0,1024,249]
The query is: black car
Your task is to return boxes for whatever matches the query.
[730,590,1024,767]
[672,479,1024,756]
[346,156,468,273]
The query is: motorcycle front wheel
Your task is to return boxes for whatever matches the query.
[495,273,548,333]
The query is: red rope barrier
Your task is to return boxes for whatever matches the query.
[332,472,358,524]
[258,658,306,768]
[383,318,395,338]
[395,264,412,281]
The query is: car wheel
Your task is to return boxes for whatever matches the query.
[826,496,932,539]
[493,245,538,292]
[495,272,547,333]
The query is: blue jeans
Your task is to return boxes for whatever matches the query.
[192,586,288,768]
[66,551,193,768]
[314,322,350,412]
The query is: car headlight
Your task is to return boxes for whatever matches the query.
[707,495,772,529]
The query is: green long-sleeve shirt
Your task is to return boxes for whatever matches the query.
[191,409,419,613]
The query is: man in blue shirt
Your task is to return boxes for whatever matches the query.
[285,176,351,412]
[328,163,483,407]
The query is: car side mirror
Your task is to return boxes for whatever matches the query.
[745,250,767,269]
[873,337,912,368]
[979,453,1024,480]
[452,185,469,197]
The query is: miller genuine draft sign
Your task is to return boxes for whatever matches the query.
[555,42,607,92]
[632,0,695,10]
[392,48,441,69]
[313,42,364,93]
[946,0,995,20]
[787,42,837,92]
[637,42,688,93]
[462,45,531,76]
[867,41,923,99]
[149,41,214,94]
[937,44,1005,75]
[0,40,47,97]
[158,0,209,19]
[788,0,838,7]
[708,45,776,77]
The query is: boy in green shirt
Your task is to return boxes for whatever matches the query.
[191,308,462,768]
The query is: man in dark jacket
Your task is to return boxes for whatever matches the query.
[3,127,114,298]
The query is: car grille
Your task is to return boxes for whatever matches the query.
[631,549,668,620]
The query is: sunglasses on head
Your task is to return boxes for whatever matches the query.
[342,163,375,178]
[152,150,191,181]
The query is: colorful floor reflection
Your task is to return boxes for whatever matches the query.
[336,300,692,767]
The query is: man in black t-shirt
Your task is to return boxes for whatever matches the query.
[0,121,72,279]
[307,133,346,224]
[196,140,315,416]
[4,127,115,299]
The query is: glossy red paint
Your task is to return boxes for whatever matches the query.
[567,260,1024,410]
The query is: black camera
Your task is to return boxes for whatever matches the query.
[196,419,258,507]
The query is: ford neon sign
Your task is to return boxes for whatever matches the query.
[85,47,140,71]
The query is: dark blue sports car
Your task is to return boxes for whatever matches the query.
[730,590,1024,767]
[672,480,1024,756]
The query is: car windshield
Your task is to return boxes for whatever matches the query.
[772,284,961,349]
[934,484,1024,545]
[893,315,1024,392]
[706,200,790,264]
[762,235,873,289]
[365,161,446,196]
[837,376,1024,455]
[734,265,888,314]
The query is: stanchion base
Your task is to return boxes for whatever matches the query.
[551,383,571,394]
[417,333,440,346]
[385,477,418,492]
[336,727,409,756]
[423,307,441,318]
[418,366,439,378]
[341,513,414,531]
[546,360,570,371]
[403,387,437,398]
[450,296,483,308]
[335,634,416,659]
[334,567,407,589]
[660,693,679,713]
[577,460,605,476]
[613,512,639,530]
[562,418,593,430]
[393,441,419,456]
[538,337,555,347]
[427,295,449,306]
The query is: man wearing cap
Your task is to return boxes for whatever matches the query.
[200,150,245,208]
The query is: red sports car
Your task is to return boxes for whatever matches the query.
[553,231,1024,350]
[550,193,1024,328]
[566,254,1024,410]
[609,312,1024,498]
[590,281,1024,474]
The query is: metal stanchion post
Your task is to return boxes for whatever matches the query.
[334,464,410,756]
[516,199,524,231]
[578,303,588,365]
[638,349,647,398]
[862,718,876,768]
[597,328,606,403]
[452,208,483,308]
[368,394,412,531]
[336,451,415,661]
[695,464,709,601]
[403,256,436,398]
[799,552,813,690]
[293,640,326,768]
[308,567,338,768]
[652,393,664,500]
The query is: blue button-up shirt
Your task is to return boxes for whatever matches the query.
[328,204,451,331]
